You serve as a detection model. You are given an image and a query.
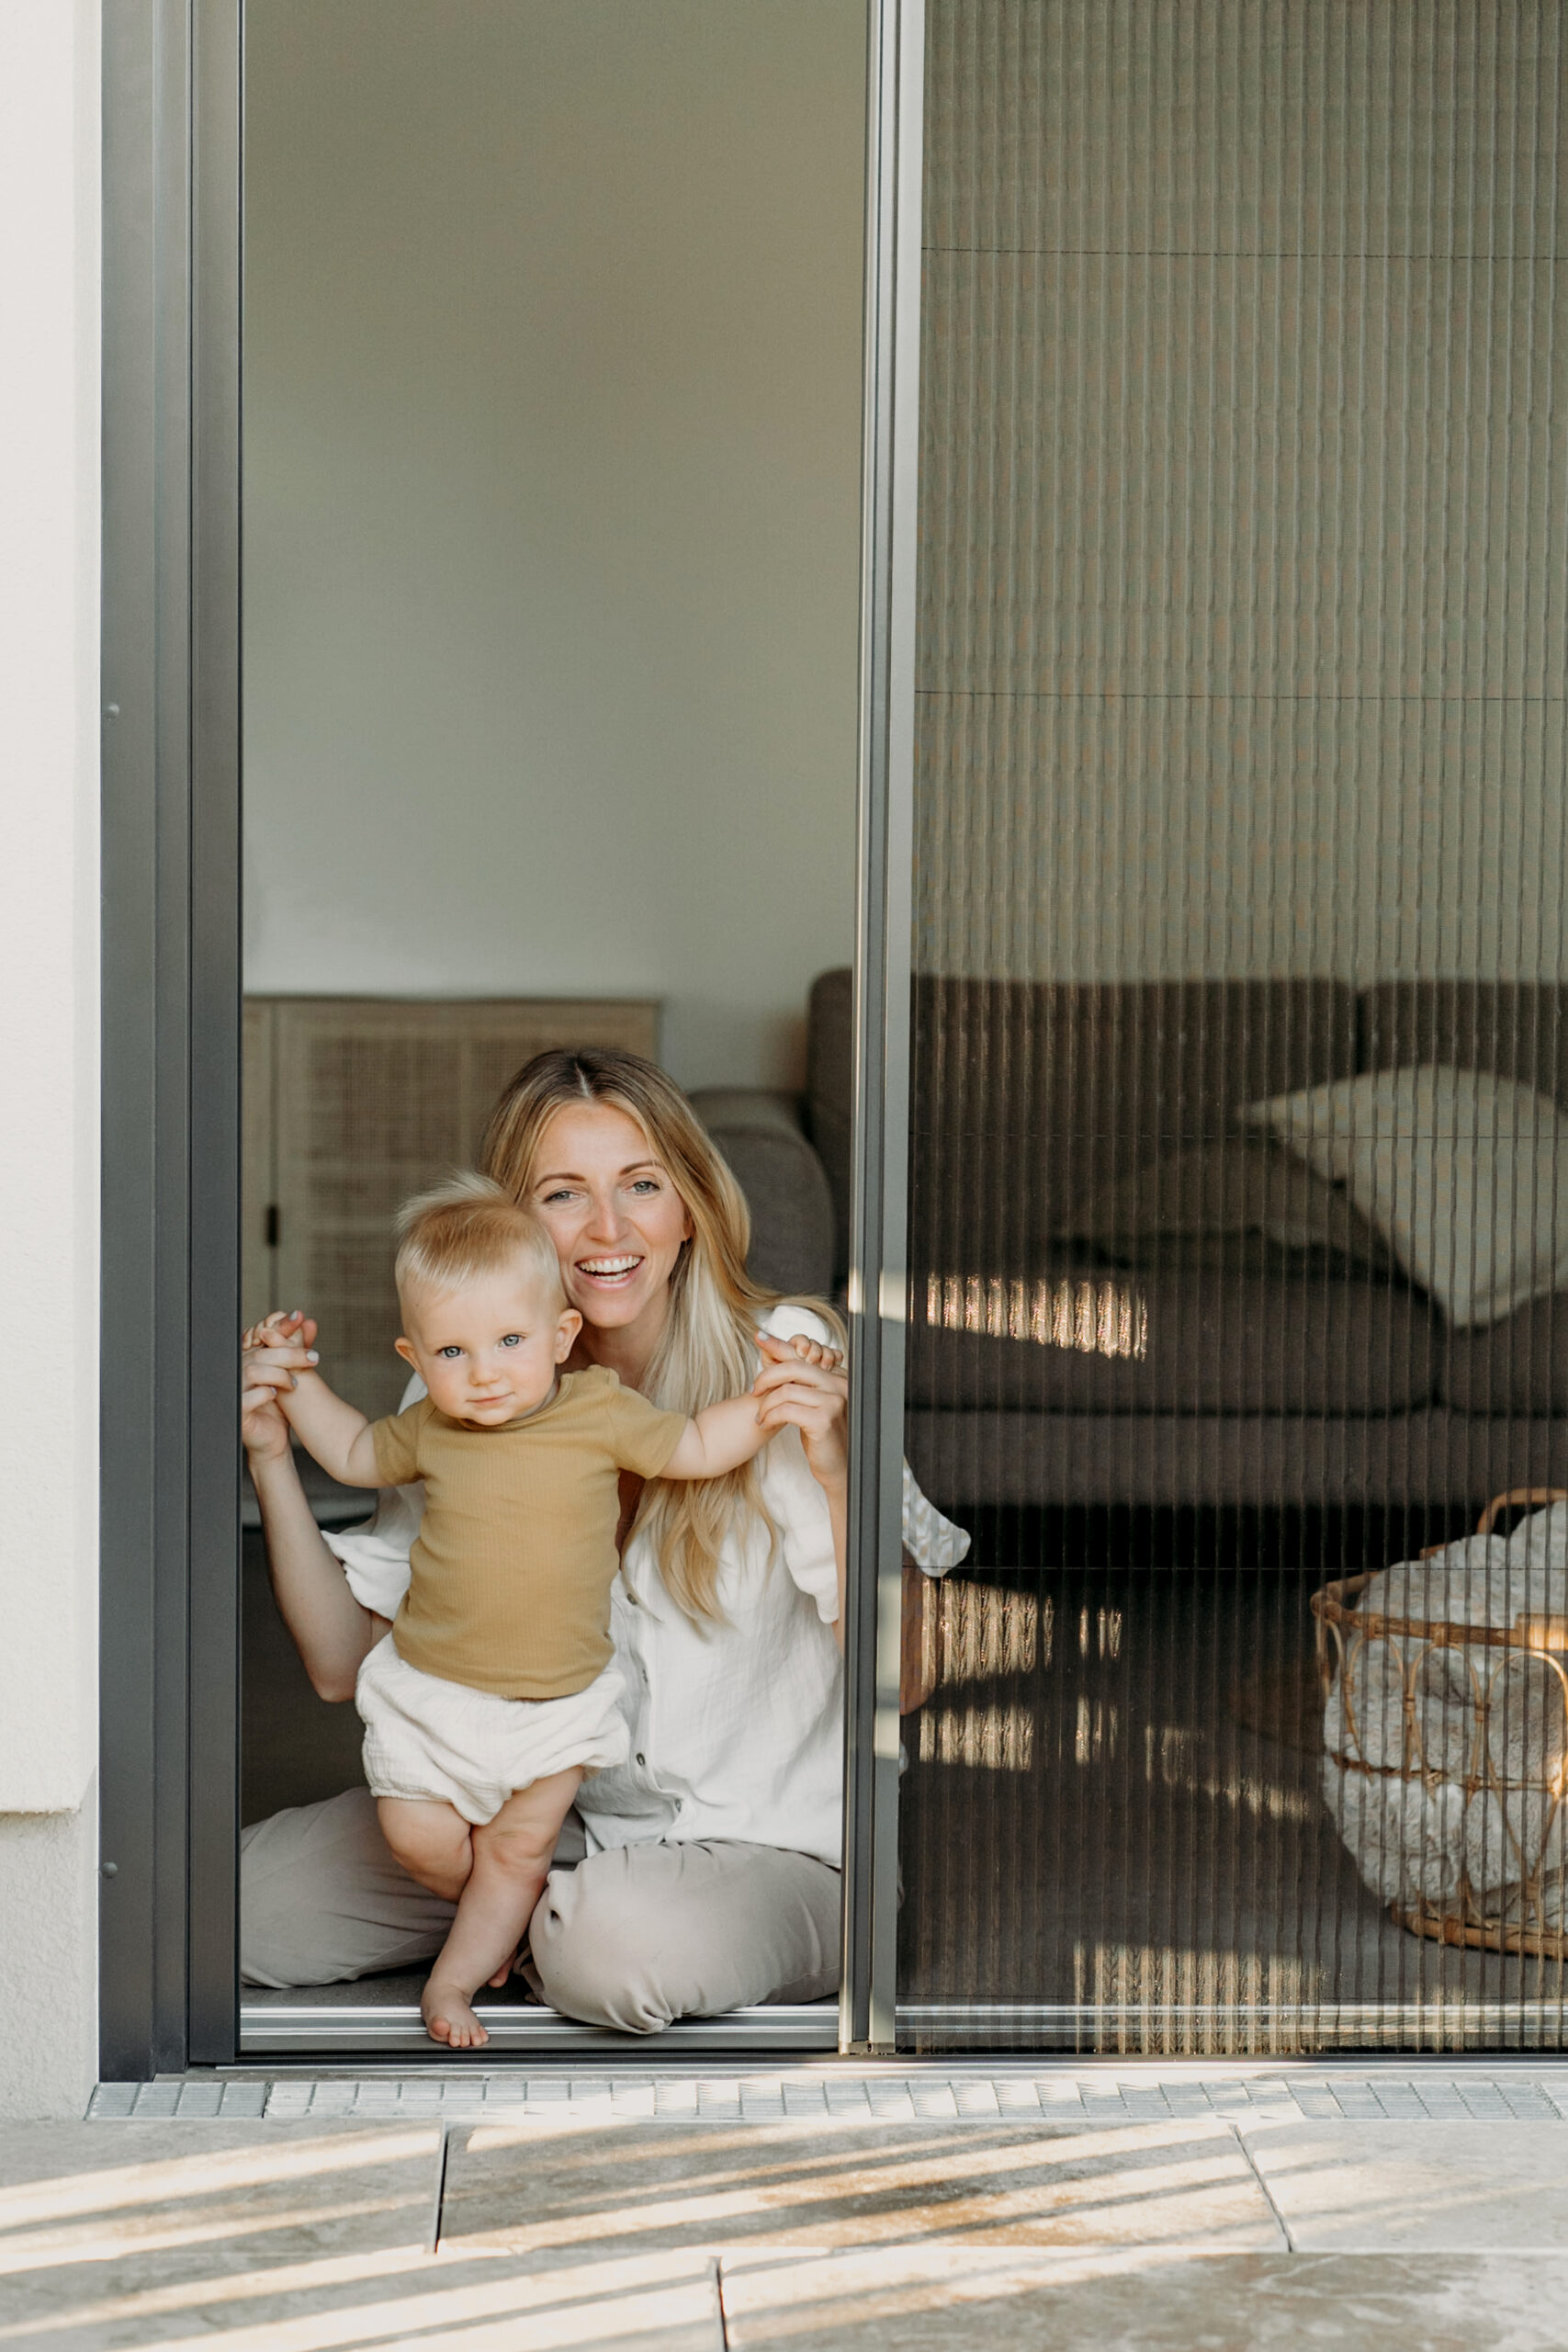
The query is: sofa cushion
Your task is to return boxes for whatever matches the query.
[688,1088,836,1300]
[1438,1292,1568,1416]
[1359,981,1568,1109]
[1056,1136,1394,1272]
[905,1261,1437,1415]
[1242,1066,1568,1328]
[807,968,1361,1279]
[905,1408,1568,1512]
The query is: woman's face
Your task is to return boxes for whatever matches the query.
[527,1102,694,1342]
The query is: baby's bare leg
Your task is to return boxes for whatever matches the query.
[377,1797,473,1903]
[372,1799,513,1985]
[422,1768,583,2051]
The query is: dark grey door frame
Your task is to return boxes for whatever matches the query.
[840,0,923,2056]
[96,0,919,2076]
[100,0,242,2077]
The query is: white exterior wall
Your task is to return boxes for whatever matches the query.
[0,0,101,2118]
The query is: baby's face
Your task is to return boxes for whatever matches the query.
[395,1264,582,1428]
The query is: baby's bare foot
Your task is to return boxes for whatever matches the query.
[423,1976,489,2050]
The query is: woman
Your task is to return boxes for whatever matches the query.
[240,1046,965,2031]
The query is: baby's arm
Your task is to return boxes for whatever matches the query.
[661,1335,843,1482]
[269,1333,383,1488]
[661,1393,768,1482]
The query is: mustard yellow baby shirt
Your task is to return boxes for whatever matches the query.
[369,1366,688,1699]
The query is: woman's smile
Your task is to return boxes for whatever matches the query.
[576,1254,643,1287]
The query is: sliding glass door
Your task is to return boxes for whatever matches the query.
[107,0,1568,2076]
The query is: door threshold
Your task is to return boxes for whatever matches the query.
[239,1999,840,2055]
[242,1996,1568,2058]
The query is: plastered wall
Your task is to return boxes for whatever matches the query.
[0,0,100,2118]
[243,0,865,1091]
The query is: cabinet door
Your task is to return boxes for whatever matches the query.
[266,998,659,1417]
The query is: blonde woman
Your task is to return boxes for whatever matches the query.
[240,1047,966,2031]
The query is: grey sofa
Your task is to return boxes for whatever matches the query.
[698,972,1568,1519]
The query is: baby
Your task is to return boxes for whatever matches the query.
[273,1171,832,2048]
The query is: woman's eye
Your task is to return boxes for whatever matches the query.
[629,1179,660,1195]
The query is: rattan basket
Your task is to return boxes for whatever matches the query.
[1312,1488,1568,1961]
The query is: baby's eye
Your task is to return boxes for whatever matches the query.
[437,1345,463,1360]
[500,1333,522,1348]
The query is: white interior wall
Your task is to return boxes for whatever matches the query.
[919,0,1568,985]
[243,0,865,1091]
[0,0,100,2120]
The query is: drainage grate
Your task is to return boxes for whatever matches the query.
[87,2067,1568,2123]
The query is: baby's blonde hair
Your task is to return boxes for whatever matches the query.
[394,1172,564,1312]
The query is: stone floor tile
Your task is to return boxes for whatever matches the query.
[0,2120,444,2346]
[4,2239,721,2348]
[1241,2120,1568,2250]
[437,2115,1281,2255]
[717,2247,1568,2349]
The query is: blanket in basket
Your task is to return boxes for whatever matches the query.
[1323,1505,1568,1928]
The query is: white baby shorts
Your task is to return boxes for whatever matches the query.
[355,1634,629,1826]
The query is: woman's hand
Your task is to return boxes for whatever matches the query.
[751,1332,848,1495]
[242,1308,382,1701]
[242,1308,320,1465]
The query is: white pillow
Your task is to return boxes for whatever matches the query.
[1239,1064,1568,1327]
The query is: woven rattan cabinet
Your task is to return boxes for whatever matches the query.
[243,997,660,1418]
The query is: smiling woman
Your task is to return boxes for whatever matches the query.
[241,1046,967,2035]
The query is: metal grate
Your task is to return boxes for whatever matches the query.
[87,2065,1568,2124]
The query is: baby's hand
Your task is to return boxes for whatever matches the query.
[751,1330,845,1391]
[243,1307,320,1355]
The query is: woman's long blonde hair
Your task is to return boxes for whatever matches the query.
[479,1047,840,1624]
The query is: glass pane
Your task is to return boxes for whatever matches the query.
[902,0,1568,2053]
[238,0,865,2047]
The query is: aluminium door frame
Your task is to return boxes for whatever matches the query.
[100,0,243,2076]
[97,0,921,2075]
[841,0,923,2057]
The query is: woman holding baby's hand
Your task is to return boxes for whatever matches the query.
[241,1046,963,2032]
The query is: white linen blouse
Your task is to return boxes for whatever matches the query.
[324,1304,969,1869]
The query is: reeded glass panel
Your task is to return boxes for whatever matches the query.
[901,0,1568,2052]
